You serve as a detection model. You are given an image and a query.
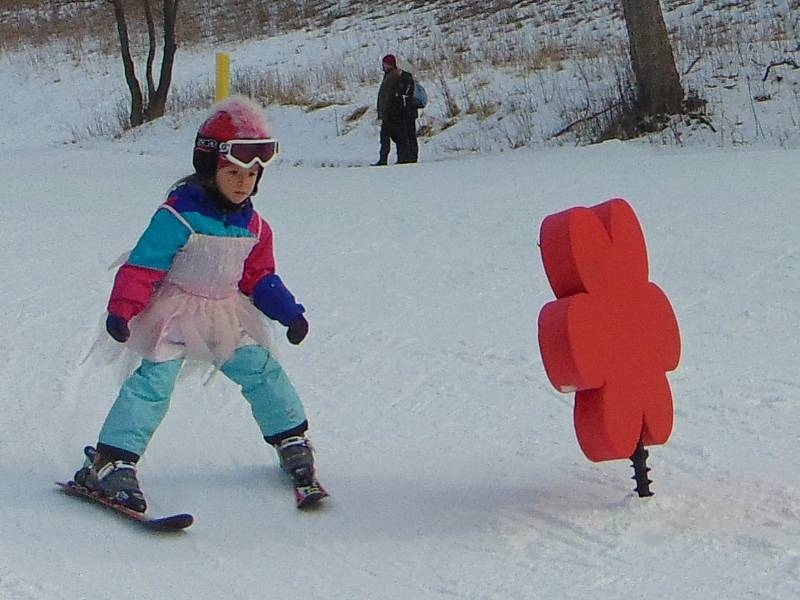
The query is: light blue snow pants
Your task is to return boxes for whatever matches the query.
[98,345,306,456]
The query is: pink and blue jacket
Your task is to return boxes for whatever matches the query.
[107,180,304,327]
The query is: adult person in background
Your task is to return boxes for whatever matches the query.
[373,54,417,165]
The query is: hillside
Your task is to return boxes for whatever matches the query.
[2,0,799,153]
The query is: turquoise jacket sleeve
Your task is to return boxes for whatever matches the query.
[108,208,191,320]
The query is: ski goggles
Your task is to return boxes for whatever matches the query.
[217,138,279,168]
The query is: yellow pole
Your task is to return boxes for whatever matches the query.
[215,53,231,102]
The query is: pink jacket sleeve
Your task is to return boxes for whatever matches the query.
[107,264,167,321]
[239,216,276,296]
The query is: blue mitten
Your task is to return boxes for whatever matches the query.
[253,274,305,327]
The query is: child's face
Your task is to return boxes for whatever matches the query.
[215,162,260,204]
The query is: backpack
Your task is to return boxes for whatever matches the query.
[397,71,427,111]
[413,80,428,109]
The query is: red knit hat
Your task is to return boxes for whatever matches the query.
[382,54,397,67]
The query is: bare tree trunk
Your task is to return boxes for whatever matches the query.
[108,0,179,126]
[142,0,157,101]
[620,0,684,117]
[144,0,179,121]
[109,0,144,127]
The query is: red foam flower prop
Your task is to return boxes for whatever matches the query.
[537,198,680,462]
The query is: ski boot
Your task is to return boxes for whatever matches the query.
[73,446,147,513]
[275,436,316,486]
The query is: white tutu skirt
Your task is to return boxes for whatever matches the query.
[127,282,273,365]
[89,221,274,376]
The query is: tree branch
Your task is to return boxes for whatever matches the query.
[762,59,800,82]
[682,55,702,76]
[109,0,144,126]
[144,0,179,120]
[143,0,157,101]
[551,102,622,139]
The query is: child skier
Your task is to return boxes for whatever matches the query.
[72,96,321,511]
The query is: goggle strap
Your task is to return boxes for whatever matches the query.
[195,136,220,151]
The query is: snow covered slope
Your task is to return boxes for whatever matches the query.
[1,0,799,594]
[1,133,798,598]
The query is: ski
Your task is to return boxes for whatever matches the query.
[56,481,193,531]
[293,480,329,509]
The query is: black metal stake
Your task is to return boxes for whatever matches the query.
[629,438,654,497]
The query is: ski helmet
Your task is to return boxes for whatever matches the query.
[193,95,274,182]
